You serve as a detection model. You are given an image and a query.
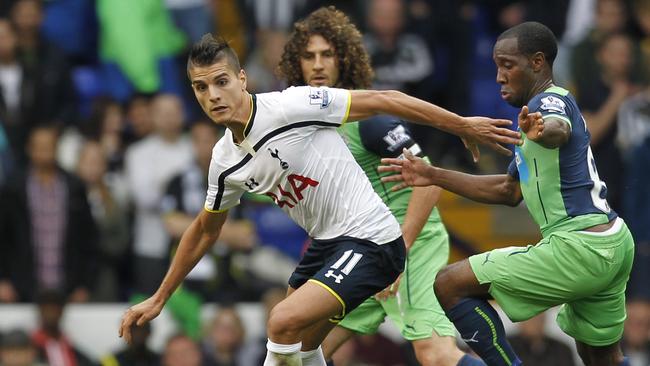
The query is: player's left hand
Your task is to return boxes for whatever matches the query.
[375,274,402,301]
[518,106,544,141]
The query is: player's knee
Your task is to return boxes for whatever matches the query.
[413,338,461,366]
[267,306,304,338]
[434,266,454,304]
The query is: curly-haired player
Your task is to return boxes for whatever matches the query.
[279,6,486,366]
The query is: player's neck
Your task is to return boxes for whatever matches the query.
[225,92,252,144]
[529,78,554,100]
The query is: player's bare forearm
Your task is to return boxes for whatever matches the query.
[401,185,440,251]
[347,90,466,135]
[431,169,522,207]
[154,209,227,301]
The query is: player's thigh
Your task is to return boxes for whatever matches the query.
[269,280,345,333]
[321,325,356,359]
[558,225,635,346]
[468,237,570,322]
[309,236,405,321]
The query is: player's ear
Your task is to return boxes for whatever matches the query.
[531,51,545,72]
[239,69,247,91]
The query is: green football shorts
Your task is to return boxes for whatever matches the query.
[469,218,634,346]
[338,227,456,340]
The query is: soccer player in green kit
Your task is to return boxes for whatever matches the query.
[278,7,485,366]
[381,22,635,366]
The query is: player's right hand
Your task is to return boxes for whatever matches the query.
[461,116,522,157]
[379,149,437,191]
[119,296,165,344]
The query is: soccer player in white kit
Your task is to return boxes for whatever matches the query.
[119,35,525,365]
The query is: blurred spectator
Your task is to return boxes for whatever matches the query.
[124,93,155,144]
[238,287,286,366]
[485,0,570,38]
[244,29,287,93]
[165,0,214,44]
[632,0,650,79]
[125,94,193,296]
[0,329,44,366]
[161,120,257,302]
[338,333,409,366]
[39,0,98,65]
[363,0,434,99]
[624,135,650,300]
[0,122,13,185]
[96,0,186,101]
[101,322,159,366]
[0,17,33,164]
[10,0,77,126]
[162,334,206,366]
[81,96,128,172]
[576,32,641,213]
[202,307,246,366]
[77,141,130,302]
[507,312,577,366]
[570,0,629,94]
[617,85,650,157]
[0,125,98,303]
[32,290,95,366]
[622,300,650,366]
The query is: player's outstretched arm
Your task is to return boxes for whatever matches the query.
[519,105,569,149]
[380,149,523,206]
[346,90,523,158]
[119,209,228,343]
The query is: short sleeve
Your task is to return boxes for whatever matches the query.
[358,116,424,158]
[528,93,572,129]
[204,161,244,212]
[279,86,351,125]
[507,158,520,181]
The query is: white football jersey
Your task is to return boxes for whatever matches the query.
[204,86,401,244]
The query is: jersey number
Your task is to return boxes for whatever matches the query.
[586,146,611,213]
[324,250,363,284]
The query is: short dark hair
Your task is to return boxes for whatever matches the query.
[497,22,558,67]
[187,34,241,75]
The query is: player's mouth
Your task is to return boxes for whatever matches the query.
[500,90,511,100]
[211,106,228,113]
[311,75,328,85]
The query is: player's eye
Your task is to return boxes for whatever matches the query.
[302,53,314,60]
[217,79,228,86]
[195,84,207,92]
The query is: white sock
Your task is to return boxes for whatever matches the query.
[263,339,302,366]
[301,346,327,366]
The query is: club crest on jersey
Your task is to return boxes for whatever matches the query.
[540,96,566,114]
[308,87,331,109]
[384,125,411,152]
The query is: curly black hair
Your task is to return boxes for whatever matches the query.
[278,6,373,90]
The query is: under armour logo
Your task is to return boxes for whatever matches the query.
[325,270,344,284]
[268,148,289,170]
[244,178,259,190]
[462,331,480,343]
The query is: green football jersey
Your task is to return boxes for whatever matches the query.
[509,86,616,237]
[338,117,442,226]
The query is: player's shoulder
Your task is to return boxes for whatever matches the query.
[528,86,575,114]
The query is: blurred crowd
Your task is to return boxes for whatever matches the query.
[0,0,649,365]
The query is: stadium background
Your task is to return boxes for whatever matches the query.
[0,0,649,365]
